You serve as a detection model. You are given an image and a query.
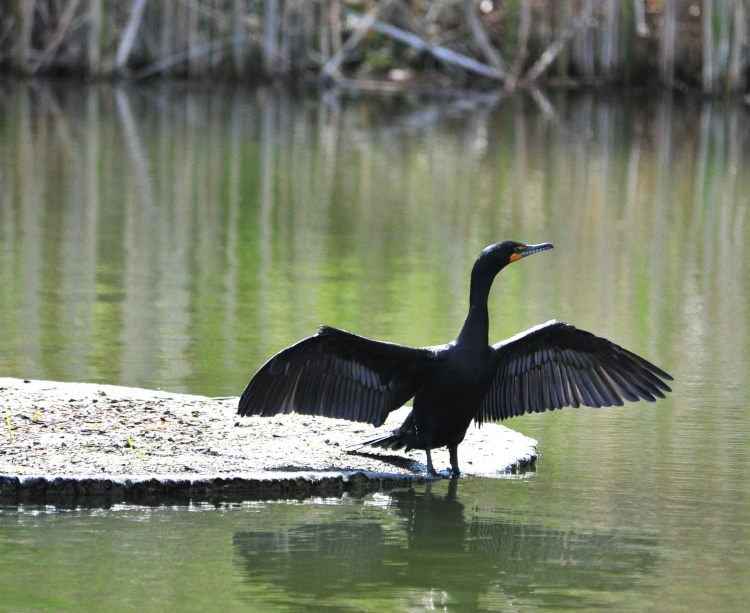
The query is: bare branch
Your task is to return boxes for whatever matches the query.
[115,0,147,71]
[334,6,504,82]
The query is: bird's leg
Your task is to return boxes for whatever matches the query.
[425,449,439,476]
[448,445,460,477]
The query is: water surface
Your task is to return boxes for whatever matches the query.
[1,82,749,611]
[1,480,662,611]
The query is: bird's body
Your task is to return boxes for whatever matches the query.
[364,339,499,473]
[238,241,672,476]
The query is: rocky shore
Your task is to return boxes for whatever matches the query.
[0,377,538,506]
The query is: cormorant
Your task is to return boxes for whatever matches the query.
[238,241,672,477]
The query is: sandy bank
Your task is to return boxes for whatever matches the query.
[0,377,538,506]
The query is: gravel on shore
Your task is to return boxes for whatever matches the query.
[0,377,538,506]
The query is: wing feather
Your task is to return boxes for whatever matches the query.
[238,325,438,427]
[479,320,673,422]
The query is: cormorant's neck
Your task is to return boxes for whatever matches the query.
[456,267,497,348]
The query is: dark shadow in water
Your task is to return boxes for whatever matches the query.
[233,479,656,609]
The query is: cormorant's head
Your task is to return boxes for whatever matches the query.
[469,241,554,304]
[478,241,554,271]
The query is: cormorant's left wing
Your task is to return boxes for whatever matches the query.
[478,320,672,423]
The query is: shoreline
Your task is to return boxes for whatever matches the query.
[0,377,538,506]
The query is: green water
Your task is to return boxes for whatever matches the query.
[1,480,661,612]
[1,82,749,611]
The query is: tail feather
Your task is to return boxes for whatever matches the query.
[349,431,406,452]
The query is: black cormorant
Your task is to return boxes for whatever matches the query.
[238,241,672,476]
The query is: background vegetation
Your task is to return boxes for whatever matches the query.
[1,1,748,94]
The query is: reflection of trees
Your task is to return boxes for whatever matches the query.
[2,83,746,403]
[233,479,656,609]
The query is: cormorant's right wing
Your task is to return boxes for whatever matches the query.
[238,325,440,427]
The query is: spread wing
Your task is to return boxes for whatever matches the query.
[479,320,673,422]
[238,325,440,427]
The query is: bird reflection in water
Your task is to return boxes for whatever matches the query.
[233,479,657,609]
